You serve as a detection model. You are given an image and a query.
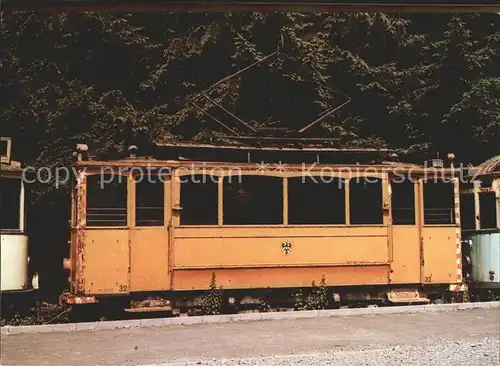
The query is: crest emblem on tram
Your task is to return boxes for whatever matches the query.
[281,241,292,255]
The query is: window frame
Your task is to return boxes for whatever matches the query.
[134,173,167,228]
[177,173,220,227]
[0,175,25,232]
[479,191,497,230]
[391,180,417,226]
[175,170,389,228]
[287,175,347,225]
[348,176,385,226]
[84,173,129,229]
[459,191,476,231]
[421,179,459,227]
[222,174,285,226]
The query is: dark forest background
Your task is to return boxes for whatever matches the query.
[2,12,500,297]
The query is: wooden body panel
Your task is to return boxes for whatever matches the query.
[173,226,389,269]
[172,226,390,290]
[130,228,170,292]
[172,266,390,291]
[79,225,394,293]
[422,227,458,284]
[390,226,421,284]
[174,226,386,238]
[81,228,171,294]
[83,229,129,294]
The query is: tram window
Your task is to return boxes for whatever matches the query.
[391,181,415,225]
[288,176,345,224]
[480,192,497,229]
[0,140,8,157]
[423,181,455,225]
[86,175,127,226]
[480,177,493,188]
[135,176,164,226]
[180,175,218,225]
[0,177,21,229]
[460,181,475,190]
[460,194,475,230]
[350,178,383,225]
[223,175,283,225]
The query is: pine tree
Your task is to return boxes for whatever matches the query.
[392,14,500,163]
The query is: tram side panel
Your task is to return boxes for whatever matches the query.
[0,172,30,293]
[65,165,462,302]
[1,234,29,292]
[170,171,391,291]
[172,226,391,290]
[170,172,460,293]
[461,172,500,293]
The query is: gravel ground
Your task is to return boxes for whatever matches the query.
[2,308,499,365]
[164,338,499,366]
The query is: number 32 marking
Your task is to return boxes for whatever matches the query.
[119,285,128,292]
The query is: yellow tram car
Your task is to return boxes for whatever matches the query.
[62,143,466,312]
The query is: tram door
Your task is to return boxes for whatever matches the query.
[129,174,171,292]
[83,173,130,295]
[420,179,459,284]
[81,174,171,295]
[389,179,421,284]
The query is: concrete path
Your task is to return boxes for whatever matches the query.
[1,307,499,365]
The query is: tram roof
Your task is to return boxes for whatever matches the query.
[152,141,395,164]
[75,142,442,170]
[470,155,500,177]
[75,159,463,178]
[155,142,393,153]
[0,160,24,177]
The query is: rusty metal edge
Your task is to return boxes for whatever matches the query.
[2,301,498,336]
[154,142,393,152]
[3,2,500,13]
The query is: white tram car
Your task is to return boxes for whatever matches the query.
[0,137,32,294]
[460,155,500,300]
